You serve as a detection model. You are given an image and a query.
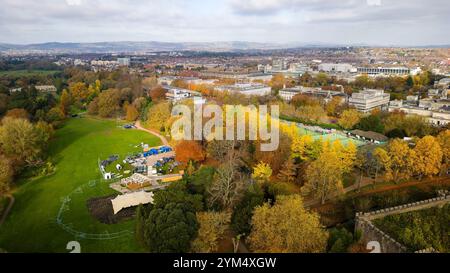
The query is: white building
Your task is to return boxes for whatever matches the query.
[215,83,271,97]
[117,58,131,67]
[357,67,411,76]
[164,87,204,103]
[318,63,357,73]
[389,100,450,126]
[349,89,390,113]
[279,86,347,103]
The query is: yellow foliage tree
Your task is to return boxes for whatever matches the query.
[252,162,273,182]
[388,139,414,181]
[125,104,139,121]
[303,150,344,204]
[247,195,328,253]
[412,136,443,179]
[437,130,450,175]
[191,211,231,253]
[338,109,361,130]
[373,147,393,181]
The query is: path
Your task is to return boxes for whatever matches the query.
[0,195,15,226]
[304,179,374,208]
[135,120,169,146]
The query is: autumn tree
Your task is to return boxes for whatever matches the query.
[5,108,29,120]
[303,150,344,204]
[277,157,298,183]
[69,82,89,104]
[175,140,205,165]
[388,139,414,181]
[247,195,328,253]
[149,86,167,101]
[0,117,49,168]
[97,88,122,118]
[412,136,443,179]
[146,102,171,133]
[373,147,392,181]
[338,109,361,130]
[191,211,231,253]
[125,104,139,121]
[252,162,273,182]
[437,130,450,176]
[59,89,72,116]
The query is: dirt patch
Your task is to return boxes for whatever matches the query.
[87,195,136,224]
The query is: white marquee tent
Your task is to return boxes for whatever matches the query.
[111,191,154,214]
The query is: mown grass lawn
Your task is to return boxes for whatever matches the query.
[0,117,160,253]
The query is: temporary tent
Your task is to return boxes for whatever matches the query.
[111,191,154,214]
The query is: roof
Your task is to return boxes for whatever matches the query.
[111,191,154,214]
[350,129,389,142]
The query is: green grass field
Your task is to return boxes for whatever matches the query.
[0,70,61,77]
[0,117,161,253]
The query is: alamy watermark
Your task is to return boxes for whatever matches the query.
[171,104,280,152]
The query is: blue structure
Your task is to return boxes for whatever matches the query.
[159,146,172,153]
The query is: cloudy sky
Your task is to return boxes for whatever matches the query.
[0,0,449,45]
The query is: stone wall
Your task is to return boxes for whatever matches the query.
[355,193,450,253]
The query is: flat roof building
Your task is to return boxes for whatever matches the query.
[349,89,390,113]
[216,83,271,97]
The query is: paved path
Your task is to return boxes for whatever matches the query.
[0,194,15,226]
[135,121,169,146]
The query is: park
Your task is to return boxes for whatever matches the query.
[0,116,163,252]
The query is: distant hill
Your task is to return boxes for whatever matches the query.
[0,41,448,54]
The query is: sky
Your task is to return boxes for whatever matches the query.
[0,0,449,46]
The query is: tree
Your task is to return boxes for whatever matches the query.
[208,161,246,211]
[144,202,198,253]
[338,109,361,130]
[247,195,328,253]
[326,96,343,117]
[191,211,231,253]
[303,150,344,204]
[252,162,272,182]
[357,114,384,134]
[437,130,450,176]
[373,147,392,181]
[338,141,357,174]
[5,108,29,120]
[97,89,122,118]
[206,140,234,161]
[231,184,264,235]
[388,139,414,181]
[149,86,167,101]
[0,155,14,196]
[277,157,298,183]
[146,102,171,132]
[69,82,89,104]
[46,107,65,127]
[0,117,48,167]
[125,104,139,121]
[175,140,205,165]
[59,89,72,115]
[412,136,443,179]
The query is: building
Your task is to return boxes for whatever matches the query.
[117,58,131,67]
[389,99,450,126]
[163,86,204,103]
[357,67,411,76]
[349,89,390,113]
[35,85,57,93]
[349,129,389,144]
[272,59,288,71]
[279,86,347,103]
[215,83,271,97]
[318,63,357,73]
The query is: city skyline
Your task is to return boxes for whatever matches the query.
[1,0,450,46]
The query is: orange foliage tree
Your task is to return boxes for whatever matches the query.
[175,140,205,165]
